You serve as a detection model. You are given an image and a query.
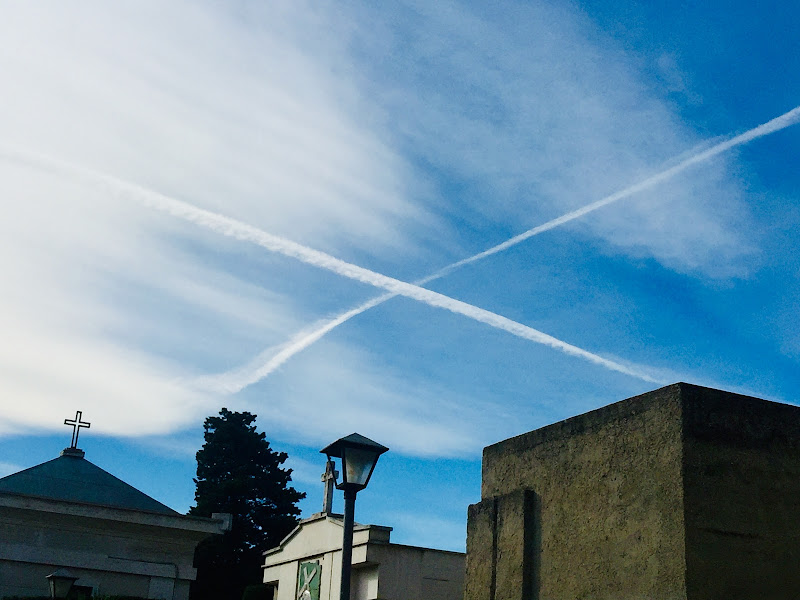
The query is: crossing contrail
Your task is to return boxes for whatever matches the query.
[198,103,800,393]
[0,146,662,384]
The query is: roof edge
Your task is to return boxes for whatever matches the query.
[0,491,226,535]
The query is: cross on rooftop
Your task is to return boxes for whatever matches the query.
[64,410,91,449]
[321,458,339,515]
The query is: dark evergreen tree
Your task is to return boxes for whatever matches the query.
[189,408,305,600]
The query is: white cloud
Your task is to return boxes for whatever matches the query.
[284,456,328,487]
[231,336,508,458]
[0,0,432,439]
[182,102,799,399]
[344,0,761,277]
[0,462,23,478]
[384,512,468,552]
[6,148,664,383]
[0,0,781,458]
[0,0,427,253]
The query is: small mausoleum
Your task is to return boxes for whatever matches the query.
[262,462,464,600]
[464,382,800,600]
[0,411,230,599]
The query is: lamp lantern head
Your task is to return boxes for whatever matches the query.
[320,433,388,492]
[47,569,78,599]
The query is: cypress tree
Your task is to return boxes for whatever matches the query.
[189,408,305,600]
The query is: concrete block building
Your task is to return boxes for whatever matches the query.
[465,383,800,600]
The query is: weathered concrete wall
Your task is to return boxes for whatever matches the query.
[372,543,464,600]
[467,384,688,600]
[264,515,464,600]
[682,385,800,600]
[465,496,495,600]
[0,498,212,599]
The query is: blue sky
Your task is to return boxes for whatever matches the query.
[1,0,799,552]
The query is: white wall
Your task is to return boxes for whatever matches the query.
[263,516,464,600]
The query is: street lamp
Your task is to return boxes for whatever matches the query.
[321,433,388,600]
[46,568,78,599]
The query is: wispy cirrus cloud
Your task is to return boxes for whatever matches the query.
[0,0,432,439]
[0,1,426,254]
[0,0,786,461]
[6,146,665,384]
[345,0,761,276]
[190,103,800,394]
[0,462,24,478]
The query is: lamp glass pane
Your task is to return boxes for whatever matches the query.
[50,579,74,598]
[343,447,377,487]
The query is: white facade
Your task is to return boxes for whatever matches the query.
[263,514,464,600]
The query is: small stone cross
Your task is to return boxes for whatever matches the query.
[64,410,91,448]
[321,458,339,515]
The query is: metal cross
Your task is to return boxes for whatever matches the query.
[321,458,339,515]
[64,410,91,448]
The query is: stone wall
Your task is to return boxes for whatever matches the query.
[465,383,800,600]
[682,385,800,600]
[468,384,687,600]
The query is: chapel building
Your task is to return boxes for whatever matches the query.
[0,421,229,598]
[262,459,464,600]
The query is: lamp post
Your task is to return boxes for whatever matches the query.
[46,568,78,599]
[321,433,388,600]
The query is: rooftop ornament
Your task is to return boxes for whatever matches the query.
[62,410,90,457]
[64,410,90,448]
